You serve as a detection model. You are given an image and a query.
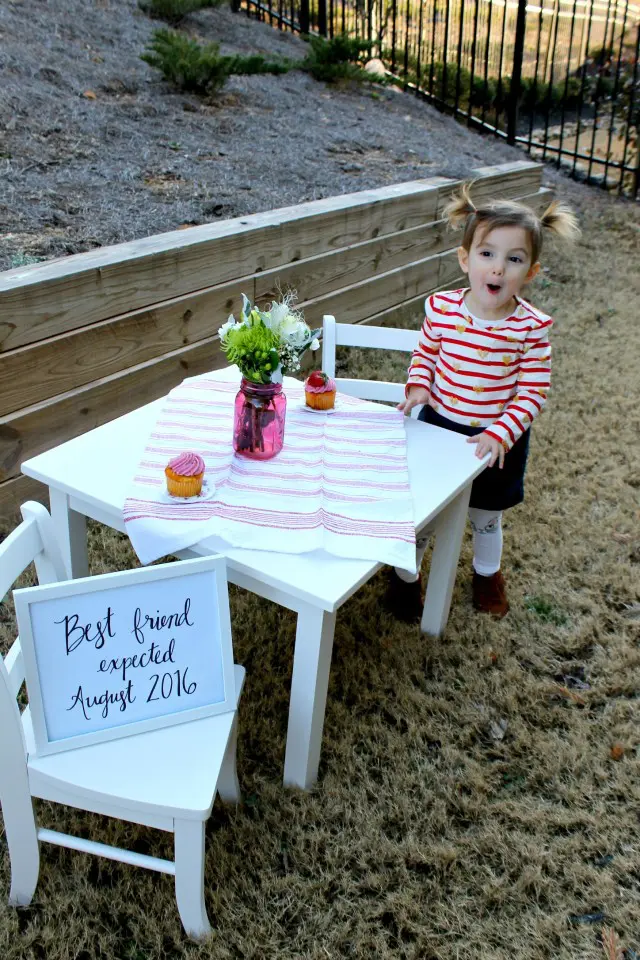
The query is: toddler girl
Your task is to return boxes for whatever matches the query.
[393,183,579,618]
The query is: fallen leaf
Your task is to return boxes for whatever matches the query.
[612,532,633,543]
[488,719,508,741]
[610,743,624,761]
[83,90,97,100]
[554,684,586,705]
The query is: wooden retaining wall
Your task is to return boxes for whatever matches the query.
[0,160,550,520]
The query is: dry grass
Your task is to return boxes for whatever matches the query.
[1,190,639,959]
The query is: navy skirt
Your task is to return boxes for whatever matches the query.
[418,405,530,512]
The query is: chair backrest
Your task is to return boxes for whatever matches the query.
[321,314,420,409]
[0,503,68,813]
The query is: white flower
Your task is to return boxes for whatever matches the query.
[279,314,311,348]
[266,301,289,332]
[218,316,238,338]
[310,337,320,351]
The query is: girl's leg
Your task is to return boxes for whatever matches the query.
[394,532,432,583]
[387,531,433,621]
[468,508,509,616]
[468,508,503,575]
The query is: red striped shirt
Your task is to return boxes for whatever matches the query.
[406,288,552,450]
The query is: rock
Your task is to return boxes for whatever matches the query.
[364,58,386,79]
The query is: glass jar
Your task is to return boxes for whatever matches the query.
[233,378,286,460]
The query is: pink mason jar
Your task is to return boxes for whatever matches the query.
[233,378,286,460]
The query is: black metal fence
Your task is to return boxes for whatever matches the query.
[242,0,640,197]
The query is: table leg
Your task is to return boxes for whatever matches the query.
[421,484,471,637]
[49,488,89,579]
[283,603,337,790]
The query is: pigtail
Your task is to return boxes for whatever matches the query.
[540,200,581,243]
[442,181,477,230]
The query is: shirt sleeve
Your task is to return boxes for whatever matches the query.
[406,297,442,397]
[484,319,552,451]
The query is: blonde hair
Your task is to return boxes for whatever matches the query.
[443,181,581,264]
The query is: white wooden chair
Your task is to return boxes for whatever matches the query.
[321,313,421,413]
[0,501,244,940]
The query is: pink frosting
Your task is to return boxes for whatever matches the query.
[167,452,204,476]
[305,376,336,394]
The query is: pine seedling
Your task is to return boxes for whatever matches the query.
[302,34,376,84]
[141,29,293,96]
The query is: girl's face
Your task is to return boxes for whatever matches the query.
[458,224,540,320]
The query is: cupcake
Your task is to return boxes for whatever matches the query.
[304,371,336,410]
[165,452,205,498]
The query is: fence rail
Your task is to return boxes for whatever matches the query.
[243,0,640,196]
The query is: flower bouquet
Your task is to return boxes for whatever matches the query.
[219,294,321,460]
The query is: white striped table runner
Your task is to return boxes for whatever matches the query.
[124,376,417,571]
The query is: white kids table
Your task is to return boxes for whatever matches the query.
[21,368,487,790]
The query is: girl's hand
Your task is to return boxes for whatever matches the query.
[467,431,506,469]
[397,385,430,416]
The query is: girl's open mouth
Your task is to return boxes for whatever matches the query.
[487,283,501,294]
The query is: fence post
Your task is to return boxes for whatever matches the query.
[317,0,327,35]
[300,0,310,33]
[507,0,528,145]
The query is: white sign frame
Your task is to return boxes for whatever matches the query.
[15,556,236,757]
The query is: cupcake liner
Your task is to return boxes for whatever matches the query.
[165,468,205,498]
[305,390,336,410]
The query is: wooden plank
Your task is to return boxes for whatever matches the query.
[0,339,228,483]
[255,218,447,310]
[0,183,551,415]
[300,248,461,327]
[436,162,543,216]
[0,281,249,417]
[0,474,49,527]
[0,179,449,352]
[0,163,542,352]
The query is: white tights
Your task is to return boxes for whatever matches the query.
[395,508,503,582]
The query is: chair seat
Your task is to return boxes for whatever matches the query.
[24,665,245,823]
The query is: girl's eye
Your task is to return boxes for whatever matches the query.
[480,250,492,257]
[510,256,523,263]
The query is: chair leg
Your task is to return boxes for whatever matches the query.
[217,715,240,805]
[6,798,40,906]
[174,819,211,940]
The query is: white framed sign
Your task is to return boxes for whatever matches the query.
[14,556,235,757]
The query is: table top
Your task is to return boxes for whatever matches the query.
[22,369,487,612]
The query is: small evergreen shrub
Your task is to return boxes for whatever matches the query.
[302,34,376,84]
[141,29,292,95]
[139,0,223,26]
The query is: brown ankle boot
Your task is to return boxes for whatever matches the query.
[472,570,510,617]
